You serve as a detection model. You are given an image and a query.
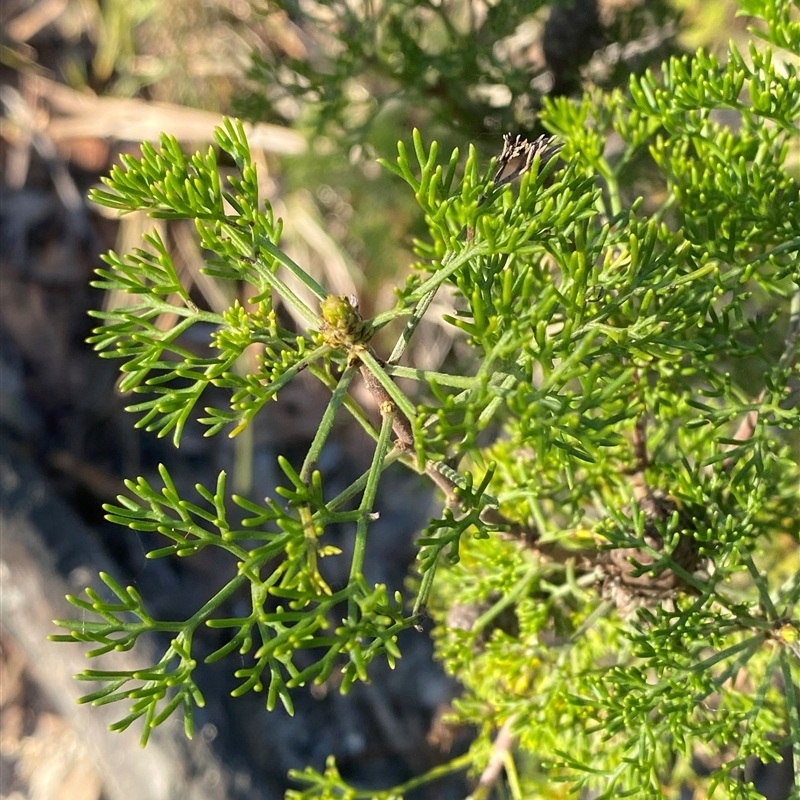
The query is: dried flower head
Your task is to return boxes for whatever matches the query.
[492,133,562,188]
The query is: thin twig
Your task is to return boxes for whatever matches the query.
[358,363,414,449]
[467,715,517,800]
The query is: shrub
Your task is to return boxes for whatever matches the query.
[54,0,799,797]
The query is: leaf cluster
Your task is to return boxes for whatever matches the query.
[237,0,681,141]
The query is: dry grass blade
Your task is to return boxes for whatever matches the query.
[172,221,234,316]
[282,191,362,298]
[30,75,306,153]
[1,82,83,210]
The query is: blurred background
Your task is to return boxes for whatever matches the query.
[0,1,767,798]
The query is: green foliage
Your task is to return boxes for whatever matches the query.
[53,1,800,798]
[242,0,550,137]
[238,0,678,141]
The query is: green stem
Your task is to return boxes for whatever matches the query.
[358,350,419,424]
[472,565,538,634]
[690,634,763,674]
[257,236,328,300]
[233,407,254,496]
[248,252,322,327]
[388,243,487,364]
[300,363,358,482]
[597,158,622,218]
[308,363,380,442]
[325,449,405,513]
[375,752,472,798]
[131,571,251,635]
[388,286,438,364]
[231,345,331,437]
[185,573,250,630]
[348,409,396,619]
[383,363,478,389]
[291,752,473,799]
[476,373,518,428]
[742,552,779,619]
[370,304,413,331]
[413,555,438,619]
[747,237,800,266]
[95,300,224,325]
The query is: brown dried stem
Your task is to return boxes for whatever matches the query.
[467,715,517,800]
